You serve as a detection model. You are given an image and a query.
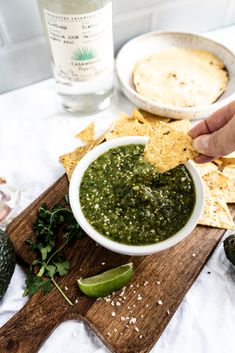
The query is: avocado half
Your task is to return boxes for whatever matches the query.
[224,234,235,266]
[0,229,16,299]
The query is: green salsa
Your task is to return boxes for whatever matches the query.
[80,144,195,245]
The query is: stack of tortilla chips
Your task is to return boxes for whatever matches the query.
[59,109,235,230]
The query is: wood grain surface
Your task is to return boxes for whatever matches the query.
[0,174,234,353]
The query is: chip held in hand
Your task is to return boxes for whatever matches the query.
[144,122,198,173]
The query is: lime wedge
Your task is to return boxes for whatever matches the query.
[77,262,134,298]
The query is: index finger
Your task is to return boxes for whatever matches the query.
[189,101,235,138]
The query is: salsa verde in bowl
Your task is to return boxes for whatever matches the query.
[69,136,204,256]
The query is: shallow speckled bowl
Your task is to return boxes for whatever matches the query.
[69,136,204,256]
[116,31,235,120]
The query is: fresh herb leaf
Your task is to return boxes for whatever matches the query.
[46,264,56,278]
[41,280,52,294]
[40,245,52,261]
[24,273,47,296]
[24,199,86,305]
[54,261,70,276]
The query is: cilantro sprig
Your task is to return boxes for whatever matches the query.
[23,198,85,305]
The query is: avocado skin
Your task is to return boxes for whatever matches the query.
[224,234,235,266]
[0,229,16,299]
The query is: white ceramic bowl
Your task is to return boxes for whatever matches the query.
[69,136,204,256]
[116,31,235,120]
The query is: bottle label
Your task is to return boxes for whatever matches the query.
[44,3,113,82]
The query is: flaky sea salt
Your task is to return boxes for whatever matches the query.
[129,317,137,324]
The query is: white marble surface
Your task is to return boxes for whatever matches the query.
[1,26,235,353]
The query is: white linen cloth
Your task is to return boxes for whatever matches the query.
[1,26,235,353]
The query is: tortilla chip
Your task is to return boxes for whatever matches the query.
[105,113,152,140]
[221,166,235,203]
[198,187,234,229]
[202,170,233,202]
[223,165,235,176]
[59,145,91,180]
[169,119,190,133]
[220,152,235,166]
[144,122,198,173]
[213,159,223,166]
[60,124,114,179]
[132,108,170,127]
[75,122,95,143]
[194,162,218,176]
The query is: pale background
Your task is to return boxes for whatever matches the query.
[0,0,235,93]
[1,2,235,353]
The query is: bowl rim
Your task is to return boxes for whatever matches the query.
[116,30,235,115]
[69,136,205,256]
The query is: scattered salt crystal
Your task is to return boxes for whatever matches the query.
[107,332,111,336]
[139,335,143,339]
[121,316,126,321]
[156,281,160,285]
[158,300,163,305]
[127,306,130,309]
[146,304,149,308]
[75,299,78,304]
[141,314,144,318]
[123,296,126,300]
[111,301,115,306]
[116,302,121,306]
[126,324,129,328]
[102,262,105,265]
[136,284,139,288]
[129,317,137,324]
[135,327,139,332]
[120,332,123,335]
[192,253,196,257]
[144,281,149,286]
[130,284,133,288]
[167,309,170,315]
[120,287,126,297]
[133,290,136,294]
[111,312,116,317]
[114,328,117,332]
[133,304,136,308]
[65,286,68,291]
[137,296,142,301]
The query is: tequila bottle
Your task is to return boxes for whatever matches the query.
[38,0,114,113]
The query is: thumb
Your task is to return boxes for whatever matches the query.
[193,116,235,157]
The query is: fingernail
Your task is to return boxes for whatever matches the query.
[193,135,210,154]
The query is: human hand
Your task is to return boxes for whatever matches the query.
[189,101,235,163]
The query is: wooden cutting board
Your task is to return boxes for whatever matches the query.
[0,174,234,353]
